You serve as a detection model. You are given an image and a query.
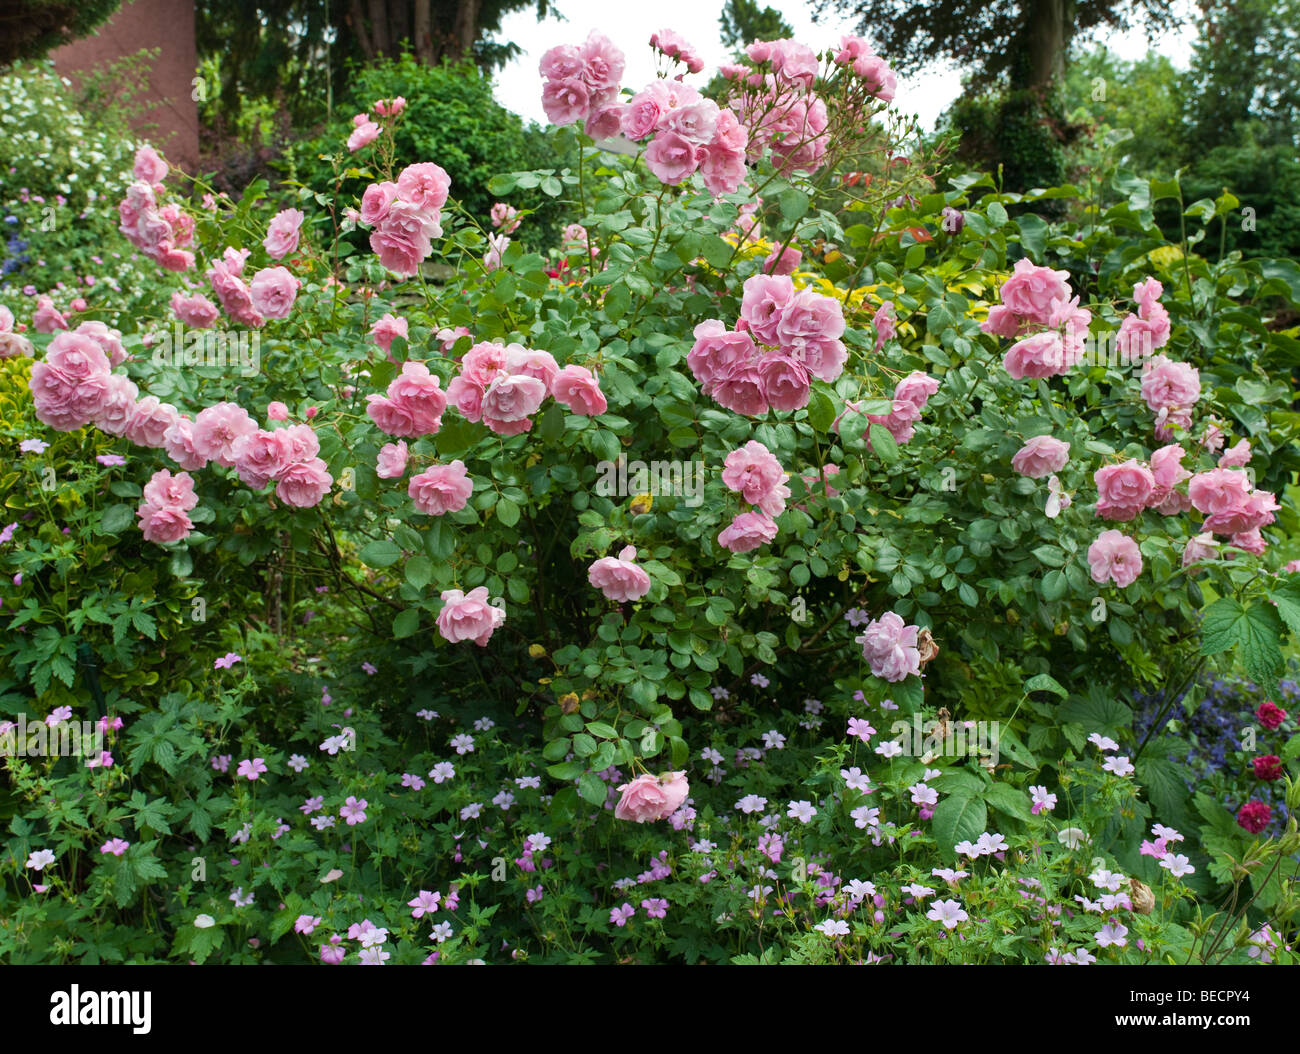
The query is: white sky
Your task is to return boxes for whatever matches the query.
[489,0,1200,131]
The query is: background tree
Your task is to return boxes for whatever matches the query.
[815,0,1185,93]
[718,0,794,50]
[196,0,551,130]
[0,0,121,66]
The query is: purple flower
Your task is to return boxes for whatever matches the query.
[236,757,267,780]
[214,652,243,670]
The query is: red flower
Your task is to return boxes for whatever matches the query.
[1236,800,1272,834]
[1252,755,1285,781]
[1256,702,1287,730]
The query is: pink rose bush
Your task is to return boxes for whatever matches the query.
[355,162,451,278]
[136,469,198,545]
[117,148,196,272]
[718,441,788,552]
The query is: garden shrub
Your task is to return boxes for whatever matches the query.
[2,29,1299,966]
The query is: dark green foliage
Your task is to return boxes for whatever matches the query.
[0,0,122,66]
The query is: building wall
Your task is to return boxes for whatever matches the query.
[49,0,198,172]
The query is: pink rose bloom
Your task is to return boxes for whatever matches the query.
[687,320,758,390]
[142,469,198,511]
[1088,529,1143,587]
[1188,468,1252,517]
[776,290,847,381]
[893,371,940,411]
[980,304,1023,339]
[1218,439,1251,468]
[249,266,301,320]
[1003,330,1066,379]
[854,53,897,100]
[133,145,168,184]
[170,290,220,329]
[275,457,333,507]
[1117,313,1165,360]
[436,586,505,646]
[614,772,688,823]
[866,398,922,447]
[223,246,251,275]
[585,102,625,140]
[162,417,208,471]
[1231,528,1267,555]
[621,87,665,140]
[348,120,380,152]
[997,258,1072,326]
[505,346,560,389]
[645,131,701,186]
[396,162,451,213]
[1148,443,1190,498]
[757,353,810,412]
[1200,422,1224,452]
[490,203,520,233]
[137,503,193,544]
[231,429,295,489]
[739,274,795,346]
[193,401,258,467]
[588,545,652,602]
[872,300,897,351]
[386,360,448,432]
[32,296,68,333]
[445,375,486,422]
[482,373,547,434]
[74,321,127,367]
[539,44,583,81]
[92,374,140,436]
[263,208,305,259]
[1134,276,1163,314]
[857,611,922,682]
[711,364,769,416]
[1095,460,1155,521]
[764,243,802,275]
[579,31,625,92]
[376,441,409,479]
[541,78,590,126]
[1011,435,1070,478]
[1140,355,1200,413]
[369,200,439,277]
[665,99,720,145]
[437,325,471,352]
[696,140,748,197]
[550,364,607,416]
[718,511,778,553]
[409,460,473,515]
[124,395,180,448]
[0,305,13,332]
[723,441,785,506]
[360,181,399,226]
[29,331,112,431]
[267,401,289,421]
[207,260,264,328]
[1182,533,1219,570]
[1203,488,1278,535]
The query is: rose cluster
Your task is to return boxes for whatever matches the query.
[357,162,451,278]
[831,34,898,101]
[117,147,196,273]
[539,31,626,138]
[861,370,940,449]
[982,258,1091,379]
[136,469,200,545]
[443,342,606,437]
[1140,354,1200,439]
[725,40,830,176]
[649,29,704,73]
[717,440,789,553]
[205,248,301,329]
[1116,276,1171,361]
[618,80,749,196]
[688,274,846,416]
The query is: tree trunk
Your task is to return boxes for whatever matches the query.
[413,0,433,63]
[1020,0,1073,91]
[368,0,392,57]
[450,0,481,61]
[347,0,376,60]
